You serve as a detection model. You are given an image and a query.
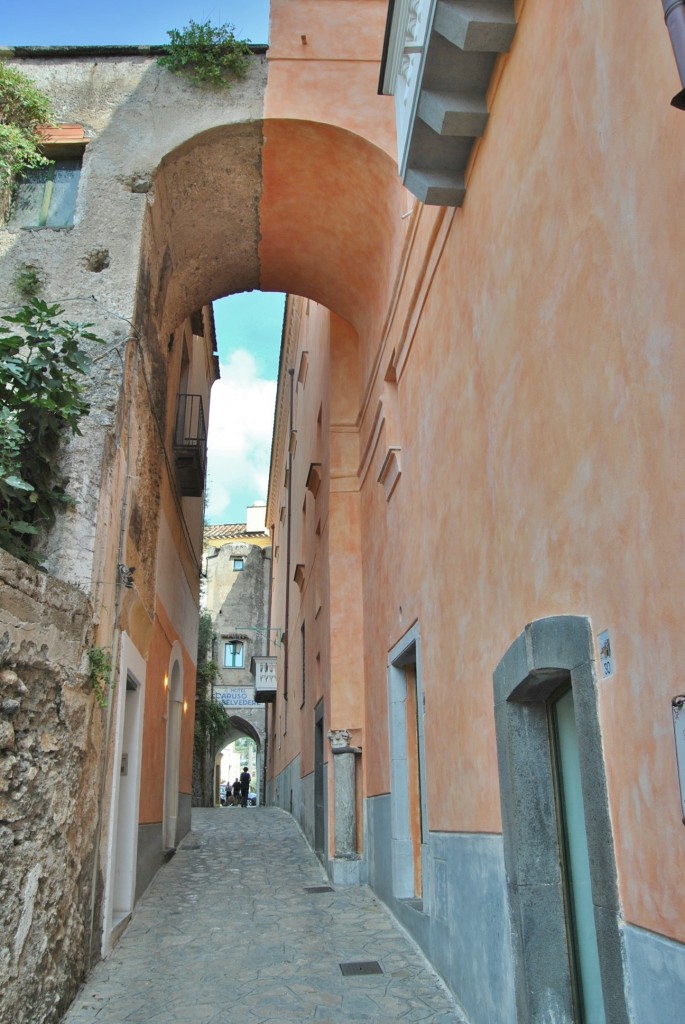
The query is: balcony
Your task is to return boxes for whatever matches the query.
[252,655,277,702]
[379,0,517,205]
[173,394,207,497]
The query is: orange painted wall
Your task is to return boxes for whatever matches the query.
[269,300,332,783]
[264,0,685,943]
[138,600,196,824]
[266,0,397,156]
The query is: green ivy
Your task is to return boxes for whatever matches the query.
[0,299,104,566]
[194,610,230,753]
[88,646,113,707]
[0,62,53,191]
[13,262,44,299]
[157,20,251,89]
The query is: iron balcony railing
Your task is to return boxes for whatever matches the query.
[173,393,207,497]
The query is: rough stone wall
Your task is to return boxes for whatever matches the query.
[0,550,101,1024]
[192,742,216,808]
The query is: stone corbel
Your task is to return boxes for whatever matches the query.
[328,728,362,755]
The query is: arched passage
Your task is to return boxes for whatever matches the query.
[216,715,263,806]
[136,118,408,351]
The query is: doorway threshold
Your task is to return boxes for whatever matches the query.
[110,911,131,947]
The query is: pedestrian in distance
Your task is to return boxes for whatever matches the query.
[240,765,251,807]
[232,777,241,804]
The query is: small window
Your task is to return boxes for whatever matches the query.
[10,155,83,229]
[224,641,244,669]
[232,557,244,572]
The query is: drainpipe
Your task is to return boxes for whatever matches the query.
[263,530,274,805]
[283,369,295,711]
[663,1,685,107]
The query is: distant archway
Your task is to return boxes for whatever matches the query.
[216,715,263,806]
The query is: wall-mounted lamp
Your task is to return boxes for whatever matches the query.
[183,700,189,714]
[163,674,169,690]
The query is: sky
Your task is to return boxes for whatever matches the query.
[3,1,284,526]
[0,2,271,47]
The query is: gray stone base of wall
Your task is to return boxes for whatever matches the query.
[134,795,191,903]
[268,771,685,1022]
[269,756,302,817]
[328,854,363,886]
[365,794,685,1024]
[135,823,164,903]
[366,794,516,1024]
[178,793,191,843]
[268,758,330,864]
[624,922,685,1023]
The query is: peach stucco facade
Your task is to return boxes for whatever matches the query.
[263,1,685,1021]
[3,0,685,1020]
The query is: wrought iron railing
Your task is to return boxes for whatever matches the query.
[173,394,207,497]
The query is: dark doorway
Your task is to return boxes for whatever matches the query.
[314,699,325,857]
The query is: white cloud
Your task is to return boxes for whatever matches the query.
[205,349,276,523]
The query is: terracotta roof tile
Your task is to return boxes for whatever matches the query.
[204,524,247,539]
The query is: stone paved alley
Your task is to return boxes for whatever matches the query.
[63,808,466,1024]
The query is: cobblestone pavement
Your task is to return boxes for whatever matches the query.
[63,807,466,1024]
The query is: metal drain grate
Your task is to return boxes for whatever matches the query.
[339,961,383,976]
[304,885,334,893]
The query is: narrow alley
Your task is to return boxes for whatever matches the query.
[63,808,465,1024]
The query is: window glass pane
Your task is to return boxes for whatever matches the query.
[46,159,80,227]
[224,642,244,668]
[9,158,81,229]
[10,165,50,228]
[233,558,244,571]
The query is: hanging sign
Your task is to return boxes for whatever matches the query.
[216,688,260,708]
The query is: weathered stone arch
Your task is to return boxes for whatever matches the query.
[216,713,262,752]
[137,118,407,346]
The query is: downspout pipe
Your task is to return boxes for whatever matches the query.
[663,1,685,107]
[283,368,295,707]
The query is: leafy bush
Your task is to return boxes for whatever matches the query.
[0,62,53,191]
[88,646,113,707]
[194,610,229,752]
[0,299,104,565]
[157,20,251,89]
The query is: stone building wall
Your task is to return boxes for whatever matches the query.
[0,549,102,1024]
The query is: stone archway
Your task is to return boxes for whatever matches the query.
[216,714,264,806]
[135,117,406,348]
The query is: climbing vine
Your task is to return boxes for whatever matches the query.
[0,299,104,566]
[157,20,251,89]
[0,61,53,193]
[194,610,229,754]
[88,646,113,707]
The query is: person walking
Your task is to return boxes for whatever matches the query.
[232,777,241,805]
[239,766,251,807]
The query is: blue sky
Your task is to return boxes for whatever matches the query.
[3,1,284,526]
[0,2,271,47]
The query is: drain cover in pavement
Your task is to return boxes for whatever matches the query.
[304,885,334,893]
[339,961,383,976]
